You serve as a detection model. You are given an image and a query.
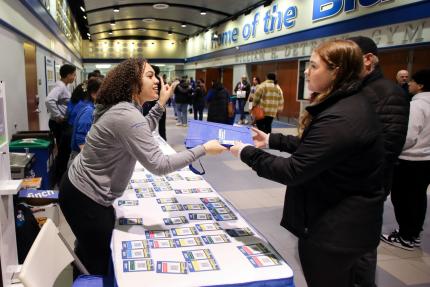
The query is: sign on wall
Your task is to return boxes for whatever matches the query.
[45,56,56,96]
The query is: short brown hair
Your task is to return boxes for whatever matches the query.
[96,58,146,106]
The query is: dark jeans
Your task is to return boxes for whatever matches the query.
[256,116,274,134]
[237,98,246,120]
[54,124,72,185]
[391,159,430,240]
[158,110,166,140]
[48,119,63,147]
[59,174,115,276]
[299,238,365,287]
[193,101,205,121]
[352,249,377,287]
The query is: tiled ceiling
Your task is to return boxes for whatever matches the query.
[68,0,271,41]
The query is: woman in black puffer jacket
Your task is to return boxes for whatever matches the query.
[230,39,385,287]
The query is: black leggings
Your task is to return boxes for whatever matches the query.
[256,116,274,134]
[59,174,115,276]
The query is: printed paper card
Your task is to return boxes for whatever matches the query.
[183,204,206,210]
[225,227,254,237]
[189,213,212,220]
[123,259,154,272]
[161,204,184,212]
[187,259,219,272]
[201,234,231,244]
[145,230,171,239]
[163,216,189,225]
[238,243,271,256]
[117,200,139,206]
[200,197,222,204]
[247,254,281,268]
[174,188,214,194]
[122,240,148,250]
[213,212,237,221]
[209,207,231,214]
[173,237,204,247]
[130,178,152,184]
[164,174,184,181]
[152,182,172,192]
[157,197,178,204]
[182,249,214,261]
[195,223,222,232]
[134,187,154,193]
[119,218,143,225]
[136,192,156,198]
[184,175,204,181]
[171,227,198,236]
[121,248,150,259]
[156,261,187,274]
[148,239,176,248]
[205,202,226,209]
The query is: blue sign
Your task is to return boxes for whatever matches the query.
[19,189,59,199]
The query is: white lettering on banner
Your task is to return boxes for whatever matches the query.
[27,190,55,198]
[186,19,429,70]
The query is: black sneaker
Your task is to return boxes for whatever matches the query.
[412,235,421,247]
[380,230,414,251]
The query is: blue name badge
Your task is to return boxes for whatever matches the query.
[184,120,253,148]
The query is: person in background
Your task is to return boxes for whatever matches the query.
[234,75,251,124]
[207,80,230,124]
[347,36,410,287]
[174,78,192,126]
[45,64,76,187]
[396,69,410,98]
[251,73,284,133]
[68,77,103,167]
[59,58,226,277]
[230,39,385,287]
[142,65,167,140]
[381,69,430,251]
[192,80,206,121]
[247,76,261,120]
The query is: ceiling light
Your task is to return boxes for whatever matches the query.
[113,7,120,13]
[80,6,85,12]
[139,28,146,31]
[181,23,187,28]
[110,20,116,26]
[83,15,87,20]
[108,31,113,35]
[168,31,173,35]
[95,64,112,69]
[142,18,155,23]
[200,10,207,15]
[153,3,169,9]
[171,42,175,45]
[86,32,91,37]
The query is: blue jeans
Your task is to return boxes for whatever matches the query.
[176,103,188,125]
[237,98,246,120]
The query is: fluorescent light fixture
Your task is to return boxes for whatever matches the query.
[200,10,207,15]
[83,15,87,20]
[113,7,120,12]
[153,3,169,9]
[95,64,112,69]
[142,18,155,23]
[110,20,116,26]
[86,32,91,37]
[108,31,113,35]
[181,23,187,28]
[154,64,165,67]
[80,6,85,12]
[168,31,173,35]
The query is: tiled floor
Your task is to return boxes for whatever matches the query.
[56,107,430,287]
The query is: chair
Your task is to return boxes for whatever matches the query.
[18,218,106,287]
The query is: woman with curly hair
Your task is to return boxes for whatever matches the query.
[59,58,226,277]
[230,40,385,286]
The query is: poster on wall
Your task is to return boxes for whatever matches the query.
[0,81,6,146]
[297,59,311,101]
[45,56,56,96]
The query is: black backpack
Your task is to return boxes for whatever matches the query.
[14,203,40,264]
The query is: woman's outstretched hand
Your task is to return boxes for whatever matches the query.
[203,140,228,155]
[230,141,246,158]
[159,78,179,106]
[251,127,269,148]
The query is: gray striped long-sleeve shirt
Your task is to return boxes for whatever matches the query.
[68,101,205,206]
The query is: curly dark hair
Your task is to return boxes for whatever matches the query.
[96,58,146,106]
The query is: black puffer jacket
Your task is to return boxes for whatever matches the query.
[363,67,409,192]
[241,82,385,253]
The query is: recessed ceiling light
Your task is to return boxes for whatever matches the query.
[153,3,169,9]
[80,6,85,12]
[110,20,116,26]
[113,7,120,13]
[83,15,87,20]
[87,32,91,37]
[168,31,173,35]
[181,23,187,28]
[139,28,146,31]
[151,42,155,45]
[108,31,113,35]
[142,18,155,23]
[171,42,175,45]
[200,10,207,15]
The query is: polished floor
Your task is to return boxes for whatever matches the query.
[55,106,430,287]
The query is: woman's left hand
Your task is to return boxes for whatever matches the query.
[230,141,246,158]
[159,78,179,106]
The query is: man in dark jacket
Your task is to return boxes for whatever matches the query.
[348,36,410,287]
[174,79,192,126]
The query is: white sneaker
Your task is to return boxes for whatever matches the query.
[244,119,249,125]
[175,122,182,126]
[182,124,188,127]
